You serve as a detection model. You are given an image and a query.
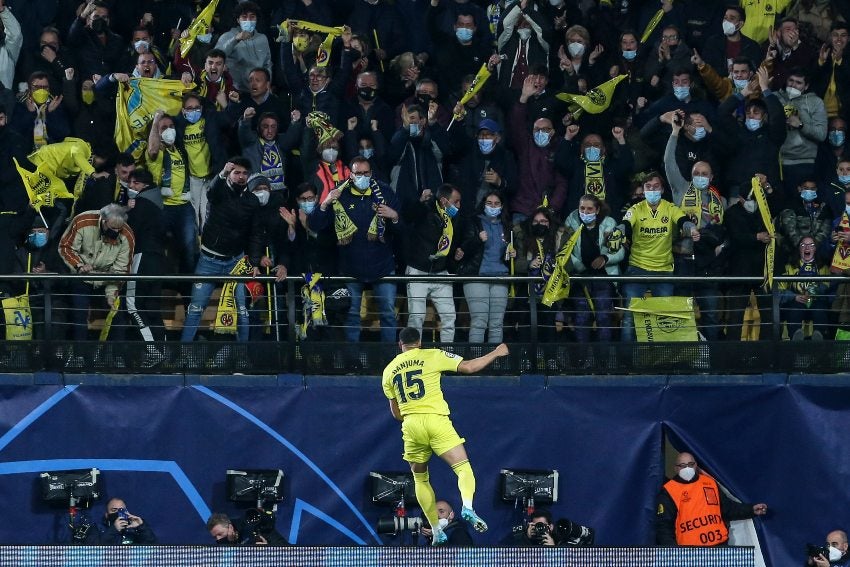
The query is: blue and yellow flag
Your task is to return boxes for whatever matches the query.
[556,74,627,119]
[179,0,220,58]
[281,20,345,67]
[115,78,190,162]
[14,138,93,209]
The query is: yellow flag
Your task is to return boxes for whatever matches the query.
[2,295,33,341]
[458,64,492,108]
[628,296,698,342]
[14,158,75,210]
[115,78,190,162]
[179,0,220,58]
[282,20,345,67]
[751,177,776,290]
[99,297,121,342]
[556,74,627,119]
[542,226,582,307]
[640,8,666,44]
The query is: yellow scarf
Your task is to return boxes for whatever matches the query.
[583,158,605,201]
[333,180,387,245]
[298,272,327,339]
[432,200,453,258]
[680,185,724,228]
[214,256,254,334]
[831,213,850,274]
[751,177,775,290]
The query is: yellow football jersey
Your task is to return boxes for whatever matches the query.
[382,348,463,416]
[623,199,686,272]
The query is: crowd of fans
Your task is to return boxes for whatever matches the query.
[1,0,850,345]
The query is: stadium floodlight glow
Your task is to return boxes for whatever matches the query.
[226,469,285,509]
[500,468,559,504]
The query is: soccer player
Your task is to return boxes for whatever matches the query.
[382,327,510,545]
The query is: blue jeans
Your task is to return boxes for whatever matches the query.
[621,266,675,342]
[346,280,397,342]
[180,253,249,342]
[163,203,199,274]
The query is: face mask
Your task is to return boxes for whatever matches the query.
[82,90,95,105]
[484,205,502,217]
[644,190,662,205]
[321,148,338,162]
[745,118,762,132]
[105,512,119,524]
[531,223,548,237]
[300,200,317,214]
[134,39,150,52]
[91,18,108,33]
[567,42,585,57]
[445,203,459,217]
[359,148,374,159]
[548,0,562,5]
[455,28,473,43]
[786,86,802,99]
[800,189,817,202]
[692,175,710,189]
[678,466,696,482]
[128,189,139,199]
[253,190,270,206]
[102,227,120,240]
[478,138,495,154]
[358,87,376,101]
[517,28,532,41]
[161,127,177,145]
[533,131,551,148]
[743,199,758,213]
[829,130,845,147]
[845,204,850,215]
[353,174,371,190]
[240,20,257,33]
[722,19,737,36]
[408,123,420,137]
[829,546,843,563]
[415,93,432,107]
[184,109,202,124]
[31,88,50,105]
[27,232,48,248]
[733,78,749,90]
[197,33,212,44]
[584,146,601,161]
[622,50,637,61]
[839,174,850,185]
[579,212,597,224]
[692,126,706,140]
[673,86,690,101]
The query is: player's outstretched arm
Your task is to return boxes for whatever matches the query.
[457,343,509,374]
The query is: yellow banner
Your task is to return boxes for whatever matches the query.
[2,295,33,341]
[456,64,492,118]
[831,215,850,273]
[13,157,75,210]
[541,226,582,307]
[628,296,698,342]
[640,8,666,43]
[115,78,190,162]
[179,0,220,58]
[214,257,254,335]
[556,75,627,119]
[751,177,775,290]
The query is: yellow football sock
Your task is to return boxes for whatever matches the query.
[412,470,438,528]
[451,459,475,509]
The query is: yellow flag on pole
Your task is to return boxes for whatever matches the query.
[281,20,346,67]
[627,296,698,342]
[541,226,582,307]
[179,0,220,58]
[640,7,666,44]
[115,78,190,162]
[556,74,627,119]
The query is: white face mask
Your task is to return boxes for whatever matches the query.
[253,190,270,206]
[743,199,758,213]
[678,466,696,482]
[722,19,738,36]
[786,86,802,99]
[321,148,338,162]
[517,28,532,41]
[567,42,585,57]
[161,127,177,145]
[829,546,843,562]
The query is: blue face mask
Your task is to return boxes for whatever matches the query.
[692,175,710,189]
[745,118,762,131]
[644,190,662,205]
[533,131,551,148]
[733,78,749,90]
[839,174,850,185]
[622,50,637,61]
[584,146,601,161]
[478,139,495,154]
[408,123,420,137]
[455,28,474,43]
[579,212,597,225]
[27,231,48,248]
[197,33,212,44]
[239,20,257,33]
[800,189,818,202]
[353,174,371,190]
[184,109,202,124]
[359,148,374,159]
[445,203,459,217]
[300,200,316,214]
[846,204,850,215]
[484,205,502,217]
[829,130,846,147]
[692,126,706,140]
[673,86,690,101]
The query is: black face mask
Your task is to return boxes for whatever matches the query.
[102,225,120,240]
[91,18,108,34]
[357,87,376,101]
[416,93,432,107]
[105,512,119,525]
[531,224,548,237]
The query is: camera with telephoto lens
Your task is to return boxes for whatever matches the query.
[807,543,831,558]
[239,508,276,545]
[376,516,423,535]
[530,521,550,543]
[553,518,595,547]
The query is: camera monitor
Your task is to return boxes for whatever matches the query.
[40,468,102,503]
[369,471,417,507]
[226,469,284,504]
[500,469,559,503]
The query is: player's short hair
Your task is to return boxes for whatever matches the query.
[399,327,421,346]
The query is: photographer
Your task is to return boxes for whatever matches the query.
[509,509,557,547]
[420,500,473,547]
[206,511,290,546]
[81,498,157,545]
[807,530,850,567]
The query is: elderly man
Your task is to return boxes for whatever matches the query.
[807,530,850,567]
[656,451,768,546]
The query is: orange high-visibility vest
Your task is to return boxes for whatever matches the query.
[663,473,729,546]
